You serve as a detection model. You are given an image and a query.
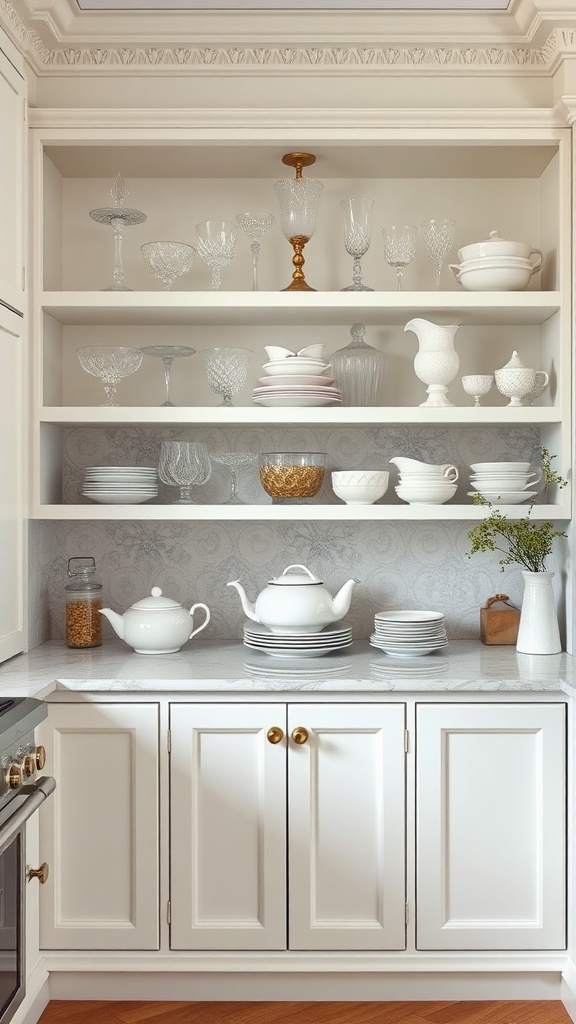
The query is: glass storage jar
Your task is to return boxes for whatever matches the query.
[65,556,103,649]
[329,323,386,406]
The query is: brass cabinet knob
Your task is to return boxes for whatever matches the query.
[22,755,36,778]
[266,727,284,744]
[291,726,309,745]
[35,746,46,771]
[6,762,22,789]
[27,863,49,884]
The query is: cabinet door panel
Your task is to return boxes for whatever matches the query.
[170,704,286,950]
[416,702,566,950]
[38,703,160,950]
[0,46,24,313]
[0,305,24,663]
[288,703,406,951]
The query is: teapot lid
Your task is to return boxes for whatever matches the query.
[131,587,182,610]
[269,564,323,586]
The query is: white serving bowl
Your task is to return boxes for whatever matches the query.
[468,489,537,505]
[458,230,542,263]
[470,461,530,473]
[395,483,457,505]
[450,262,534,291]
[261,359,331,376]
[332,470,389,505]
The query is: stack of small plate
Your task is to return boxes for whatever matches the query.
[242,620,353,658]
[83,466,158,504]
[370,610,448,658]
[253,357,341,408]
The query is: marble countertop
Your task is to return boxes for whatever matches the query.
[0,639,575,698]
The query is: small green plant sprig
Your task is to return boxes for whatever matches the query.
[467,447,568,573]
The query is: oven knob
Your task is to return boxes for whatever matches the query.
[22,755,36,778]
[35,746,46,771]
[6,762,22,789]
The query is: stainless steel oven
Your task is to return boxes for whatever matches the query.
[0,700,55,1024]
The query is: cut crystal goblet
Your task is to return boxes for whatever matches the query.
[77,345,143,406]
[210,452,257,505]
[340,196,374,292]
[141,241,196,291]
[382,224,418,291]
[421,217,457,290]
[235,213,275,291]
[89,173,147,291]
[202,347,252,407]
[139,344,196,406]
[274,152,323,292]
[158,440,212,504]
[196,220,237,290]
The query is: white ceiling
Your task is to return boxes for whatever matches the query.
[75,0,511,9]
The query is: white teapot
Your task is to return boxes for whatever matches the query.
[100,587,210,654]
[227,564,358,635]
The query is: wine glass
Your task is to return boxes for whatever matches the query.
[195,220,237,290]
[202,347,252,407]
[462,374,494,407]
[139,344,196,406]
[340,197,374,292]
[140,241,196,291]
[421,217,457,290]
[210,452,257,504]
[382,225,418,291]
[235,213,275,291]
[89,173,147,291]
[77,346,143,406]
[158,441,212,504]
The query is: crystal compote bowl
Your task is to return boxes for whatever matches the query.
[462,374,494,407]
[202,347,252,407]
[139,344,196,406]
[77,346,143,406]
[196,220,237,290]
[158,441,212,504]
[141,241,196,290]
[421,218,456,290]
[235,213,275,291]
[382,225,418,291]
[210,452,257,504]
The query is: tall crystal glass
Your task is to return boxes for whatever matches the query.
[158,441,212,504]
[77,345,143,406]
[235,213,275,291]
[140,241,196,290]
[274,152,323,292]
[196,220,237,290]
[421,218,457,290]
[202,347,252,406]
[210,452,256,504]
[330,323,386,406]
[139,344,196,406]
[89,174,147,291]
[340,197,374,292]
[382,224,418,291]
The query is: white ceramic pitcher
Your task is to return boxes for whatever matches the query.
[404,317,460,408]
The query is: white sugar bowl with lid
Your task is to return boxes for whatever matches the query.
[99,587,211,654]
[494,350,549,407]
[458,229,543,265]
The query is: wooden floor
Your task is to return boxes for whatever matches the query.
[38,1001,573,1024]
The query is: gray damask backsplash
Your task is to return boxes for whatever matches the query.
[28,423,567,649]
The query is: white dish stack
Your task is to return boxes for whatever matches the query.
[242,620,353,658]
[468,460,540,505]
[370,610,448,657]
[83,466,159,504]
[253,344,342,408]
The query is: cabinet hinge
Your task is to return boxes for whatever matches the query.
[21,267,25,291]
[167,900,171,925]
[404,728,410,754]
[167,728,171,753]
[22,98,26,122]
[405,901,409,924]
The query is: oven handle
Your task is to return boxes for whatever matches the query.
[0,777,56,855]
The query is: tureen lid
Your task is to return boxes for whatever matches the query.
[269,564,323,586]
[131,586,182,610]
[499,350,529,370]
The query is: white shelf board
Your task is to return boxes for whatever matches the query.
[39,406,563,426]
[30,503,571,522]
[41,291,562,328]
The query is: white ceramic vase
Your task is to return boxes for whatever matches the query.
[404,317,460,407]
[516,570,561,655]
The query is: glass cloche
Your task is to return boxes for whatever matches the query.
[329,323,386,406]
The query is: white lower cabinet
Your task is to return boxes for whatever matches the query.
[169,702,407,951]
[37,702,160,950]
[415,702,566,950]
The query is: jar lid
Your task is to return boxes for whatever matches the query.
[499,350,529,370]
[269,564,323,586]
[130,586,182,610]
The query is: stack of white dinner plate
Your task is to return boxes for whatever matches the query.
[370,610,448,657]
[467,460,540,505]
[253,352,341,408]
[83,466,159,504]
[242,620,353,658]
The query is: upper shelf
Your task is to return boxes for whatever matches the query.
[41,291,563,328]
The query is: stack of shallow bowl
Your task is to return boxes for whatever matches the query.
[83,466,158,504]
[449,229,542,292]
[391,458,458,506]
[370,610,448,658]
[468,460,541,505]
[253,344,341,408]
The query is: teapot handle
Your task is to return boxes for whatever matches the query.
[188,603,211,639]
[282,564,316,579]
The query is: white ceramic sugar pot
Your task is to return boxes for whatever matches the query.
[100,587,210,654]
[228,564,359,634]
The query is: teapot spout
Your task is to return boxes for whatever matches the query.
[99,608,125,640]
[227,580,259,623]
[331,578,359,621]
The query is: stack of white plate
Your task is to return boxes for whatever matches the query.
[467,460,539,505]
[242,620,353,658]
[83,466,158,504]
[253,357,341,408]
[370,610,448,658]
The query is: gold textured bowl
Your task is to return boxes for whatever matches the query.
[259,452,326,499]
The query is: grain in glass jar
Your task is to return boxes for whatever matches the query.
[65,556,102,649]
